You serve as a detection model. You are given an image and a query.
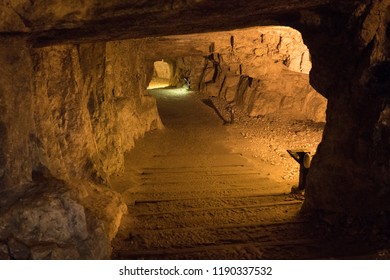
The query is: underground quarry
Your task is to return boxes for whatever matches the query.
[0,0,389,260]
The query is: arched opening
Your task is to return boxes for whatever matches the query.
[147,60,172,89]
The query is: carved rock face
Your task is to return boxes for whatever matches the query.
[302,1,390,215]
[175,27,326,122]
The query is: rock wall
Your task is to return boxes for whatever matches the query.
[301,0,390,216]
[170,56,206,88]
[0,38,162,259]
[1,0,390,255]
[148,60,174,88]
[153,60,171,80]
[31,40,161,183]
[193,27,327,122]
[0,37,33,187]
[0,178,126,259]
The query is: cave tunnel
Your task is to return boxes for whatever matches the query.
[0,0,390,260]
[148,60,173,89]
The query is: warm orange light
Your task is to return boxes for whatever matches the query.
[147,78,170,89]
[148,60,171,89]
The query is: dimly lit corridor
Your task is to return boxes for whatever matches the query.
[111,87,307,259]
[1,1,390,261]
[110,88,389,259]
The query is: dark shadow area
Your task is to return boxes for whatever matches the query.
[202,98,231,124]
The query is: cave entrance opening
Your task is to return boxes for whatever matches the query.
[147,60,172,89]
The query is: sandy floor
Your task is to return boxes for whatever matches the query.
[203,95,324,187]
[111,88,390,259]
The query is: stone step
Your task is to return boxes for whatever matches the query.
[132,203,302,230]
[140,164,246,173]
[133,194,297,214]
[132,188,288,202]
[134,200,302,217]
[139,173,270,184]
[114,237,320,260]
[138,153,249,168]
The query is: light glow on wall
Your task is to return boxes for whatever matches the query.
[148,60,171,89]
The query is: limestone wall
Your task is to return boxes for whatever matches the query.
[153,60,171,80]
[193,27,327,122]
[1,0,389,258]
[0,38,162,259]
[302,0,390,216]
[0,37,33,187]
[31,40,162,183]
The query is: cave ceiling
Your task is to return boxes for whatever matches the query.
[0,0,360,46]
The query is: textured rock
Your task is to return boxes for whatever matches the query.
[82,183,127,241]
[0,0,389,257]
[177,27,327,122]
[0,36,160,259]
[8,238,31,259]
[143,27,326,122]
[30,244,80,260]
[32,40,162,183]
[153,60,171,80]
[0,37,33,186]
[299,0,390,215]
[0,180,85,258]
[31,44,98,182]
[0,3,29,32]
[170,56,206,88]
[0,243,10,260]
[104,40,163,157]
[21,0,330,46]
[0,179,127,259]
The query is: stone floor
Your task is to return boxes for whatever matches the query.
[111,88,390,259]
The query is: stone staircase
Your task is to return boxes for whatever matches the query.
[111,152,322,259]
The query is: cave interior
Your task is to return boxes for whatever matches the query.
[0,0,389,260]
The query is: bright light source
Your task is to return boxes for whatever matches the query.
[147,78,170,89]
[149,87,191,96]
[148,60,172,89]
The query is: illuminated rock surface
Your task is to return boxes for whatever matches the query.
[189,27,326,122]
[0,37,161,259]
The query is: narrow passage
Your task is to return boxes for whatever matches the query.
[111,88,378,259]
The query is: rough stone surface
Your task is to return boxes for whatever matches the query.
[0,243,10,260]
[0,0,390,258]
[301,0,390,215]
[15,0,331,46]
[31,44,98,182]
[0,179,127,259]
[170,56,206,88]
[144,28,326,122]
[105,40,163,158]
[153,60,171,80]
[0,37,33,186]
[191,27,327,122]
[7,237,30,259]
[0,36,160,259]
[30,244,81,260]
[32,40,162,183]
[0,180,85,259]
